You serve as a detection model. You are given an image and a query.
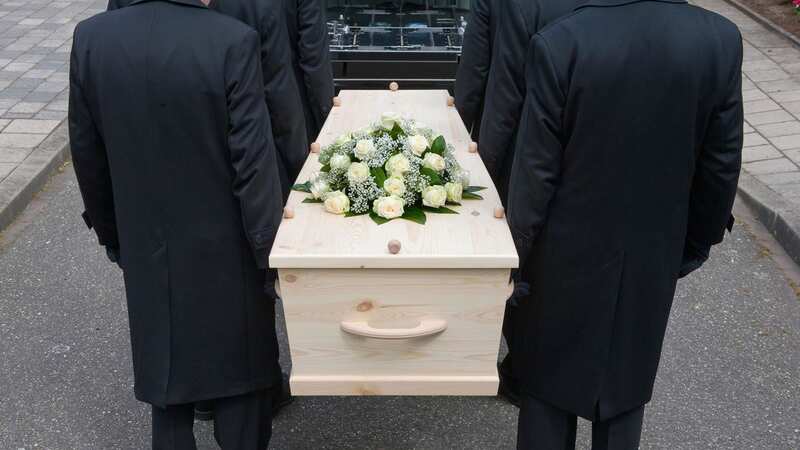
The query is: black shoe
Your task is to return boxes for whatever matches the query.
[272,373,294,417]
[498,367,521,408]
[194,400,214,421]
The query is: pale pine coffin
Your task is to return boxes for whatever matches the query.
[270,90,518,395]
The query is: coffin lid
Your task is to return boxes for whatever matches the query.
[269,90,519,270]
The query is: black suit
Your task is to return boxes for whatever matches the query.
[284,0,335,142]
[479,0,587,204]
[508,0,742,447]
[70,0,283,445]
[108,0,309,201]
[454,0,496,140]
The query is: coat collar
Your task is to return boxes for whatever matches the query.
[130,0,208,8]
[577,0,688,10]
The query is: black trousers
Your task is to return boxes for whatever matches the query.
[152,389,273,450]
[517,395,644,450]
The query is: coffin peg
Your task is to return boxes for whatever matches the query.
[388,239,402,255]
[468,142,478,153]
[493,206,505,219]
[310,142,321,153]
[333,97,342,107]
[447,96,455,107]
[389,81,399,91]
[284,207,295,219]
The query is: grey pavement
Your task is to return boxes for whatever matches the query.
[0,1,105,230]
[1,165,799,449]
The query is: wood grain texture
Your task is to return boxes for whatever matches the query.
[269,90,518,270]
[280,268,512,396]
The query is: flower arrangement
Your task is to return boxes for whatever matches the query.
[293,112,486,225]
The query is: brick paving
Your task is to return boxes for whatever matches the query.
[0,0,104,186]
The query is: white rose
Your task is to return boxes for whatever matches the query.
[310,177,331,199]
[407,134,428,156]
[354,139,376,161]
[335,133,352,146]
[324,191,350,215]
[383,176,406,196]
[423,152,446,173]
[373,195,405,219]
[347,162,370,184]
[422,185,447,208]
[385,153,410,176]
[445,182,463,203]
[381,111,400,130]
[329,153,351,171]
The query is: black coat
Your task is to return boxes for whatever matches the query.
[108,0,309,201]
[284,0,335,142]
[507,0,743,421]
[70,0,285,407]
[478,0,587,203]
[454,0,496,140]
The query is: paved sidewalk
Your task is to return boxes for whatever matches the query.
[0,0,105,229]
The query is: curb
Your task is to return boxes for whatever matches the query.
[722,0,800,50]
[0,121,71,233]
[737,170,800,266]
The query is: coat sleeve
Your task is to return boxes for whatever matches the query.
[69,30,120,250]
[478,0,528,184]
[296,0,335,131]
[225,29,285,270]
[507,35,565,269]
[259,7,309,192]
[686,35,743,248]
[454,0,491,134]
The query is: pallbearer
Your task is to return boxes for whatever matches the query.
[454,0,497,140]
[70,0,285,446]
[473,0,588,408]
[284,0,336,142]
[107,0,309,202]
[508,1,742,448]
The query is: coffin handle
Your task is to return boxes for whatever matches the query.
[340,318,447,340]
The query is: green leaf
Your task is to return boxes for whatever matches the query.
[465,185,488,193]
[423,206,459,214]
[345,210,368,217]
[369,211,391,225]
[371,166,388,189]
[320,164,331,172]
[292,181,311,193]
[302,197,323,203]
[462,191,484,200]
[389,123,405,140]
[401,206,427,224]
[429,135,446,155]
[446,201,462,206]
[420,167,443,185]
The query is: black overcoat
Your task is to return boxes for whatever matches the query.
[108,0,309,201]
[507,0,743,421]
[70,0,285,407]
[478,0,587,203]
[284,0,335,142]
[454,0,496,140]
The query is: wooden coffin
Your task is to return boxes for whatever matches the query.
[270,89,518,396]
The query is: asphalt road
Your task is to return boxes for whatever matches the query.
[0,165,798,449]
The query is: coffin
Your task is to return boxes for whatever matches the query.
[270,90,518,396]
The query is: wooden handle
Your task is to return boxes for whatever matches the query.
[340,318,447,340]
